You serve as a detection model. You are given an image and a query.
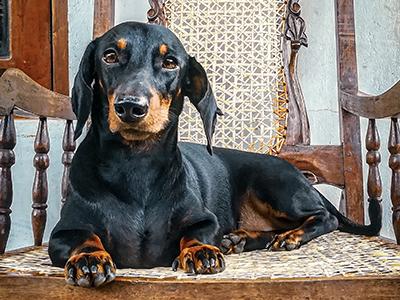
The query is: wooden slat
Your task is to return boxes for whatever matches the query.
[93,0,115,39]
[389,118,400,244]
[0,113,15,253]
[61,120,75,207]
[32,118,50,246]
[365,119,383,233]
[366,119,382,201]
[279,145,344,187]
[341,81,400,119]
[335,0,364,223]
[51,0,69,95]
[0,276,399,299]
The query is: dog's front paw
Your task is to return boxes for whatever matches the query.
[172,244,225,274]
[65,250,116,287]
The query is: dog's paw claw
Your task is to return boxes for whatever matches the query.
[64,250,116,288]
[175,244,225,274]
[171,258,180,271]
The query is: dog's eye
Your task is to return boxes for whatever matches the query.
[162,57,178,70]
[103,49,119,64]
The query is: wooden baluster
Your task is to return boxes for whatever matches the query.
[0,113,16,254]
[32,117,50,246]
[61,120,76,207]
[366,119,382,226]
[389,117,400,243]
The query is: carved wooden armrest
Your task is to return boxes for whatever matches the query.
[0,68,75,120]
[340,80,400,119]
[340,79,400,243]
[0,68,76,253]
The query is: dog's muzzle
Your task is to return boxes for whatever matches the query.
[114,96,149,122]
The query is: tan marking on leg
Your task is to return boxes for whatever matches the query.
[71,234,105,256]
[239,191,298,232]
[180,237,202,251]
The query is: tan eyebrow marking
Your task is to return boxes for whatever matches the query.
[117,38,127,49]
[159,44,168,56]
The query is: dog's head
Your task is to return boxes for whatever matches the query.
[72,22,222,154]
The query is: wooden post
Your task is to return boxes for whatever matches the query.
[0,113,16,253]
[366,119,382,225]
[32,117,50,246]
[61,120,75,207]
[93,0,115,38]
[389,117,400,243]
[335,0,364,223]
[51,0,69,95]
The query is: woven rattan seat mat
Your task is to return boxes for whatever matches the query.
[1,231,399,280]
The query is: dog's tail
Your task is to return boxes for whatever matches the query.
[319,190,382,236]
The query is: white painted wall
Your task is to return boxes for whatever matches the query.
[6,0,399,250]
[68,0,95,92]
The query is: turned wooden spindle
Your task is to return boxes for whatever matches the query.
[365,119,382,226]
[32,117,50,246]
[389,117,400,244]
[61,120,76,207]
[0,113,16,254]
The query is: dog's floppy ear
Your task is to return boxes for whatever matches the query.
[183,56,223,155]
[71,40,96,139]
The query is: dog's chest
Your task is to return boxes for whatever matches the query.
[98,156,185,267]
[106,197,179,268]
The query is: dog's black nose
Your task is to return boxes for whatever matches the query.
[114,96,149,122]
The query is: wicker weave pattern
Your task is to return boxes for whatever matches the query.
[1,232,399,280]
[165,0,288,154]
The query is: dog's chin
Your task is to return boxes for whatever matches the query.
[108,110,170,147]
[112,127,164,150]
[119,128,155,142]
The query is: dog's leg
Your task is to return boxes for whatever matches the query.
[50,231,116,287]
[268,212,338,251]
[172,237,225,274]
[220,229,277,254]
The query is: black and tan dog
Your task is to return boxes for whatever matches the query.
[48,22,381,287]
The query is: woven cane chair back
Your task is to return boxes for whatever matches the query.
[165,0,289,154]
